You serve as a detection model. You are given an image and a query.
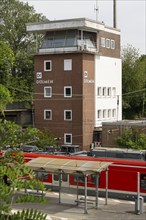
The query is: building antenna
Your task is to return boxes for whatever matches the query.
[94,0,99,21]
[113,0,117,28]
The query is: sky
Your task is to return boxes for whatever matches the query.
[21,0,146,55]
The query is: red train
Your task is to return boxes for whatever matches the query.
[23,152,146,199]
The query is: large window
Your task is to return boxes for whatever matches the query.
[64,133,72,144]
[64,86,72,97]
[44,110,52,120]
[64,110,72,121]
[44,87,52,97]
[64,59,72,71]
[44,60,52,71]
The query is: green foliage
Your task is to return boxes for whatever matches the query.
[0,85,13,114]
[116,127,146,149]
[10,209,47,220]
[0,151,46,218]
[122,45,146,119]
[0,0,48,105]
[0,41,14,85]
[35,131,57,149]
[0,119,56,150]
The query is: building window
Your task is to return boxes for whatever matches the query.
[44,60,52,71]
[112,87,116,97]
[44,87,52,97]
[97,110,102,119]
[107,87,111,96]
[44,110,52,120]
[64,133,72,144]
[103,109,106,118]
[64,86,72,97]
[106,38,110,48]
[111,40,115,49]
[103,87,106,96]
[101,37,105,47]
[64,110,72,121]
[108,109,111,118]
[64,59,72,71]
[97,87,102,96]
[112,109,116,118]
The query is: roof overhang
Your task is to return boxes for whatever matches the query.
[26,157,112,175]
[26,17,120,35]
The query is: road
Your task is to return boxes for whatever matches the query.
[12,191,146,220]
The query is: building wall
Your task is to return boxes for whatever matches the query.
[94,56,122,127]
[102,122,146,147]
[98,30,121,58]
[82,53,95,149]
[34,53,95,148]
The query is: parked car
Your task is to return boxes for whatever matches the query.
[20,145,39,153]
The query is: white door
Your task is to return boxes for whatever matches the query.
[52,173,69,187]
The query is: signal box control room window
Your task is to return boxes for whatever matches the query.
[44,87,52,97]
[64,86,72,97]
[44,110,52,120]
[64,133,72,144]
[44,60,52,71]
[64,110,72,121]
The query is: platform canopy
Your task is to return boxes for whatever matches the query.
[26,157,111,175]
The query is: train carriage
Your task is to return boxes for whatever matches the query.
[22,152,146,199]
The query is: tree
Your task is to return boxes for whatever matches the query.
[0,84,13,114]
[122,45,146,119]
[0,41,14,85]
[0,119,57,151]
[0,0,48,106]
[116,127,146,149]
[0,151,47,219]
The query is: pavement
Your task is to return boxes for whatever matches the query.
[12,191,146,220]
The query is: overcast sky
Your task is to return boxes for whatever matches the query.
[22,0,146,55]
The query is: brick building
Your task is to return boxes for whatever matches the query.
[102,120,146,147]
[26,18,122,150]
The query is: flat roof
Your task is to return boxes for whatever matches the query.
[26,17,120,35]
[26,157,111,174]
[102,120,146,127]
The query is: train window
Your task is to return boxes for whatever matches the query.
[62,173,68,182]
[54,174,59,181]
[73,174,85,183]
[140,174,146,190]
[91,175,100,185]
[36,171,48,180]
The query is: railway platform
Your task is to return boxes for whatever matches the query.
[12,191,146,220]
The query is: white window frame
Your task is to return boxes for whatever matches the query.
[107,87,111,97]
[97,87,102,96]
[97,110,102,119]
[64,133,72,144]
[44,109,52,120]
[112,87,116,97]
[103,109,106,119]
[101,37,105,47]
[106,38,110,48]
[64,110,72,121]
[103,87,106,96]
[108,109,111,118]
[64,59,72,71]
[44,60,52,71]
[44,86,52,98]
[112,109,116,118]
[111,39,115,49]
[64,86,72,97]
